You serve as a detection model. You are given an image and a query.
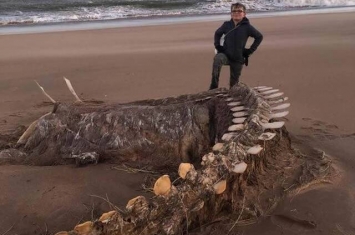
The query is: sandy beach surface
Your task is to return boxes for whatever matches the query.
[0,11,355,234]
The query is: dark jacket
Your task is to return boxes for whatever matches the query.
[214,17,263,63]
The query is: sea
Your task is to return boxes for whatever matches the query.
[1,0,355,26]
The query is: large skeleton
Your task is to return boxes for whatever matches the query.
[0,80,327,235]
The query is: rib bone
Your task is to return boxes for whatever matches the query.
[232,111,248,118]
[270,111,289,118]
[231,106,245,112]
[263,92,284,99]
[271,103,290,110]
[261,121,285,129]
[261,89,279,95]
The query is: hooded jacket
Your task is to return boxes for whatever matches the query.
[214,17,263,63]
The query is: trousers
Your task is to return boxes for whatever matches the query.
[209,53,243,90]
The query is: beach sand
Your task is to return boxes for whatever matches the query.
[0,12,355,234]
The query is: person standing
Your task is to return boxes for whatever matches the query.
[209,3,263,90]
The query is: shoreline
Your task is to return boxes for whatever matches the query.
[1,6,355,35]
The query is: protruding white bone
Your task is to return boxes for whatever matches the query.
[254,86,269,90]
[232,117,247,124]
[222,133,238,141]
[261,89,279,95]
[230,106,245,112]
[257,86,273,91]
[261,121,285,129]
[268,97,289,105]
[270,111,289,118]
[247,145,263,154]
[233,161,248,174]
[35,80,56,104]
[263,92,284,99]
[271,103,290,111]
[228,124,244,132]
[232,111,248,118]
[63,77,82,103]
[258,132,276,141]
[227,101,242,106]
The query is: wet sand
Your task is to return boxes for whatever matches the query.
[0,11,355,234]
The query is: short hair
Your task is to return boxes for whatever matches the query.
[231,3,246,12]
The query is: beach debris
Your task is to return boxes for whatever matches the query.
[8,83,330,235]
[72,152,99,166]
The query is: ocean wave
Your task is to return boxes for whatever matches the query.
[0,0,354,25]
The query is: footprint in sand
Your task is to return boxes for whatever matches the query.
[300,118,340,141]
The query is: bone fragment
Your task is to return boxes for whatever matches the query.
[233,161,248,174]
[63,77,82,103]
[256,87,273,91]
[247,145,263,155]
[213,180,227,194]
[261,121,285,129]
[212,143,224,152]
[258,132,276,141]
[153,175,171,196]
[270,111,289,119]
[232,111,248,118]
[261,89,279,95]
[254,86,269,89]
[222,133,238,141]
[228,124,244,132]
[35,80,56,104]
[271,103,290,111]
[17,112,51,145]
[99,211,116,223]
[178,163,193,179]
[263,92,284,99]
[231,106,245,112]
[227,101,242,106]
[232,117,247,124]
[268,97,289,105]
[74,221,93,235]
